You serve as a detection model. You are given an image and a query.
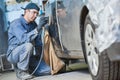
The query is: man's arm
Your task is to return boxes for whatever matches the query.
[10,16,48,44]
[11,23,38,44]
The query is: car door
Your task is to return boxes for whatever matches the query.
[56,0,85,59]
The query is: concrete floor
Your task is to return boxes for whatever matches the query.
[33,70,92,80]
[0,70,92,80]
[0,71,16,80]
[0,62,91,80]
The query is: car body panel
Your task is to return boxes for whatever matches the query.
[45,0,120,61]
[87,0,120,61]
[56,0,83,51]
[88,0,120,49]
[47,0,87,59]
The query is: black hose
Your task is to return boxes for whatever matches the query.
[30,27,45,75]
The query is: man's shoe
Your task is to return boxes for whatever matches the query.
[16,69,33,80]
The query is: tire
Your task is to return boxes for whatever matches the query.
[84,15,120,80]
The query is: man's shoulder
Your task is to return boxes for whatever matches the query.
[8,18,23,30]
[11,18,22,25]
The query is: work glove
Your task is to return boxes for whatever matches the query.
[37,16,48,32]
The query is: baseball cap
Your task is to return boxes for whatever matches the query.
[21,3,40,11]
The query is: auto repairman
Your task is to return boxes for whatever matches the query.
[6,3,48,80]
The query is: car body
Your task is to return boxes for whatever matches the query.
[43,0,87,59]
[42,0,120,80]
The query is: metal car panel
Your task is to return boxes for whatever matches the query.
[56,0,84,51]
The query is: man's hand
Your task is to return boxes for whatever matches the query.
[37,17,48,32]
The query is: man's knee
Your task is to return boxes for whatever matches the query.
[24,43,33,52]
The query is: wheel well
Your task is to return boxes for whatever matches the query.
[80,6,89,41]
[79,6,89,63]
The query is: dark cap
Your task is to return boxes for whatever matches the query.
[22,3,40,11]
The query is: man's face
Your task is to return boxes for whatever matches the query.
[25,9,39,22]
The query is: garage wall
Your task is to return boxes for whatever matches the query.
[0,1,8,55]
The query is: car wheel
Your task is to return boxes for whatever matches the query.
[84,15,120,80]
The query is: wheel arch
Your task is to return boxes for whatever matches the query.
[79,6,89,62]
[80,6,89,41]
